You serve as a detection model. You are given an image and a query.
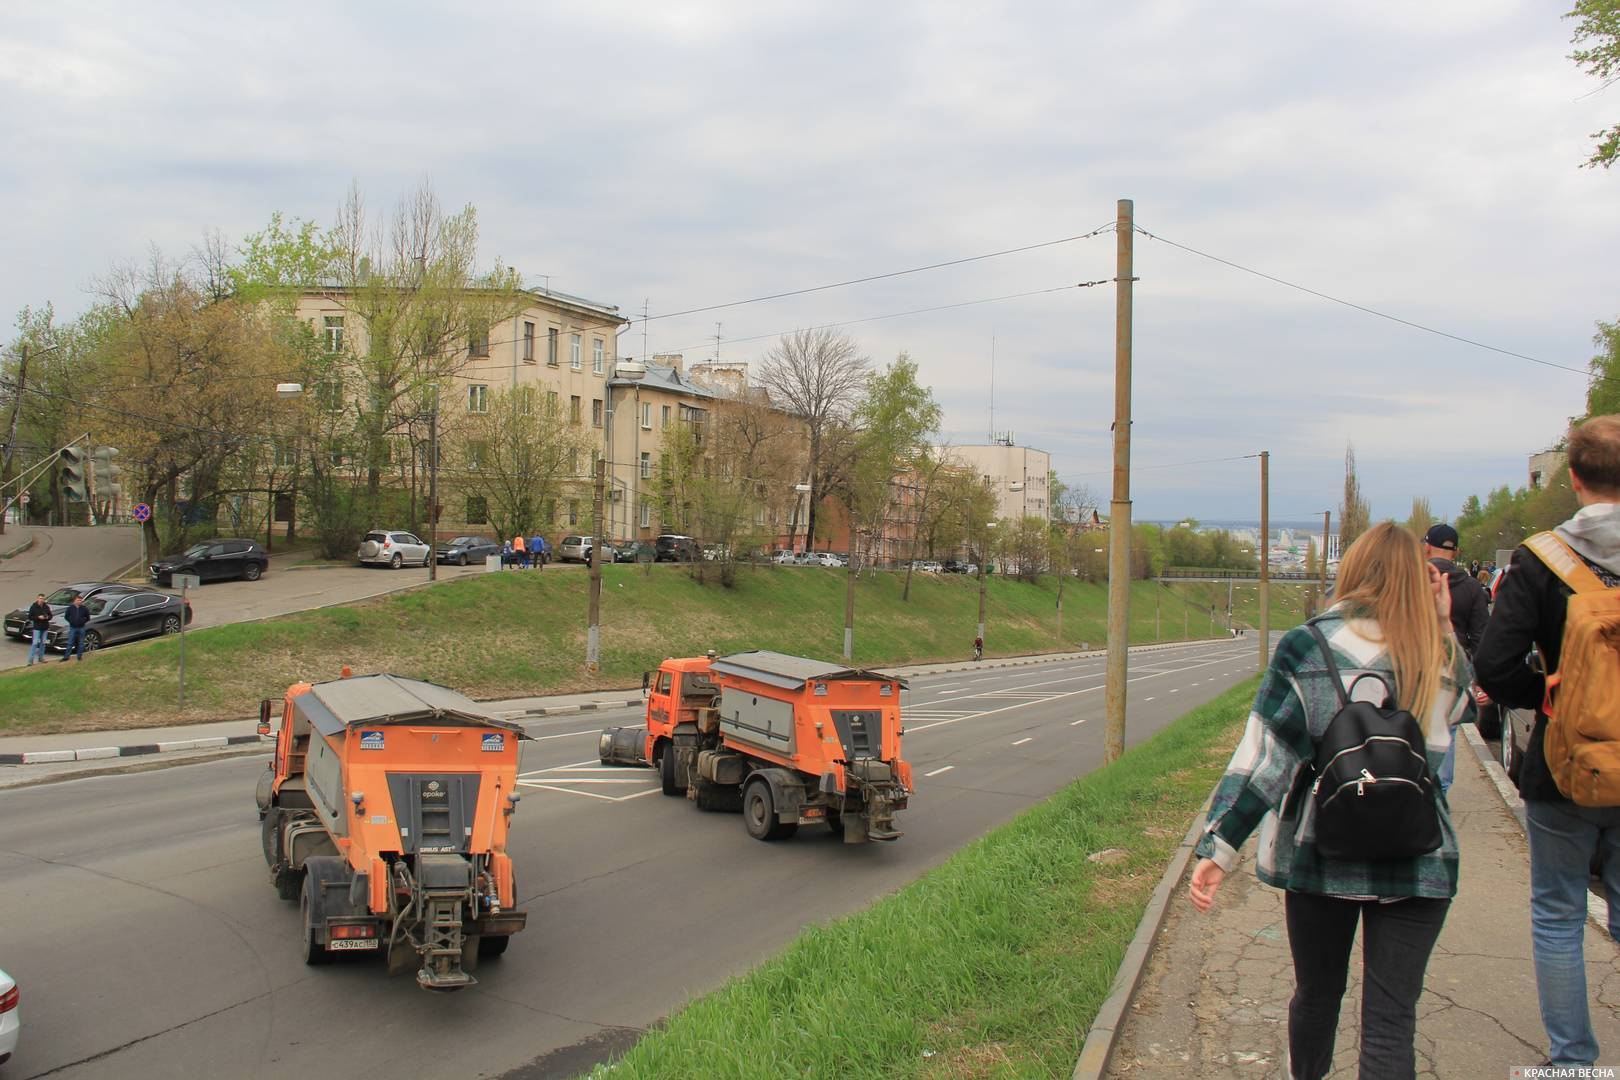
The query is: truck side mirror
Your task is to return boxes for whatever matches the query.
[257,698,273,737]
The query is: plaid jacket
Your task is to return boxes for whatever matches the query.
[1194,607,1475,899]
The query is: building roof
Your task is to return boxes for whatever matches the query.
[610,360,717,399]
[299,673,529,737]
[708,650,906,691]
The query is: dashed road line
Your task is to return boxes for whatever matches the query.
[1012,737,1034,746]
[924,765,955,777]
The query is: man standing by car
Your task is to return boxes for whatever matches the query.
[61,594,91,662]
[25,593,51,665]
[1477,415,1620,1068]
[530,533,546,569]
[1425,523,1490,793]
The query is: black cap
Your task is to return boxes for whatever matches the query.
[1424,523,1459,551]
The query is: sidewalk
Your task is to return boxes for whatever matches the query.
[1097,728,1620,1076]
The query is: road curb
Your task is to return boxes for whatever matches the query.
[0,733,263,765]
[0,535,35,561]
[507,698,644,719]
[1072,789,1216,1080]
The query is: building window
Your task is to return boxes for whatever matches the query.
[593,338,604,374]
[317,378,344,413]
[640,452,651,479]
[569,396,581,425]
[547,327,559,366]
[546,390,559,415]
[273,440,296,468]
[467,384,489,413]
[568,500,579,526]
[661,405,671,430]
[570,333,582,370]
[569,449,580,475]
[517,387,534,415]
[522,321,535,362]
[466,495,488,525]
[322,316,344,353]
[640,402,652,429]
[469,326,489,358]
[639,500,651,528]
[592,398,603,427]
[755,507,766,526]
[467,441,487,471]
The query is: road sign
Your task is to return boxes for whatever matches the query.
[172,573,200,590]
[133,502,152,523]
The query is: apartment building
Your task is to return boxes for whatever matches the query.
[945,440,1052,521]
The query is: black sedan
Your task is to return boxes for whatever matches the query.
[150,539,268,586]
[5,582,139,641]
[436,536,501,566]
[45,589,193,653]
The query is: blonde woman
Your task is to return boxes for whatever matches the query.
[1187,522,1473,1079]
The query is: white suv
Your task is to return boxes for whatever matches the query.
[357,530,431,569]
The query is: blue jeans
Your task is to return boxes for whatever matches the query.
[1525,798,1620,1065]
[64,627,85,660]
[27,628,47,664]
[1437,731,1456,792]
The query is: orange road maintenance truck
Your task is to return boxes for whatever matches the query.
[598,650,913,842]
[255,673,530,991]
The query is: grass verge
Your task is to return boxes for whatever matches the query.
[589,677,1258,1080]
[0,565,1278,733]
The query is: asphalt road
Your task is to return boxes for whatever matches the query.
[0,639,1260,1079]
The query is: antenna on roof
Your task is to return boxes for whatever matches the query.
[989,330,996,443]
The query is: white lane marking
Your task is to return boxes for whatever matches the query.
[1012,737,1034,746]
[553,765,641,773]
[938,689,964,694]
[1170,688,1180,693]
[520,777,649,785]
[533,728,602,742]
[517,782,622,801]
[1069,718,1089,726]
[924,765,955,777]
[1145,697,1155,702]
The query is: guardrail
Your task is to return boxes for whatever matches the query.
[1158,569,1332,582]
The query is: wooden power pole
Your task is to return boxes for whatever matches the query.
[1103,199,1134,765]
[1258,450,1270,670]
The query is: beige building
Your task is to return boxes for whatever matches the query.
[1529,448,1568,490]
[943,440,1053,521]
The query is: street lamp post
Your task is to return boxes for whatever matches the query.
[588,358,646,671]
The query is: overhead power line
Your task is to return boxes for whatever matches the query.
[1134,224,1608,384]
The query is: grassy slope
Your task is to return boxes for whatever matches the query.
[593,677,1259,1079]
[0,565,1259,733]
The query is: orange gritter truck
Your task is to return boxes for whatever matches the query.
[255,673,530,991]
[598,650,913,842]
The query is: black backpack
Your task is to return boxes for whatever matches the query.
[1304,622,1443,862]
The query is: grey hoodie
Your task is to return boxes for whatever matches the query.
[1555,501,1620,577]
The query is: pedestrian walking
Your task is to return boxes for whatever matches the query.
[513,533,528,569]
[25,592,51,665]
[1188,522,1473,1079]
[1423,522,1491,794]
[529,534,546,569]
[1476,415,1620,1067]
[501,538,513,569]
[61,594,91,661]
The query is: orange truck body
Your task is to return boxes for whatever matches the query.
[599,650,912,842]
[255,673,530,990]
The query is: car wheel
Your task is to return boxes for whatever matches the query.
[300,874,329,966]
[243,563,262,582]
[83,630,101,652]
[421,553,431,568]
[161,614,181,634]
[1501,720,1521,781]
[458,554,469,567]
[390,553,403,569]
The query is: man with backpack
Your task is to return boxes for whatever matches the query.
[1477,414,1620,1068]
[1424,522,1490,794]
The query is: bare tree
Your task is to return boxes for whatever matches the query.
[757,328,869,551]
[447,386,586,544]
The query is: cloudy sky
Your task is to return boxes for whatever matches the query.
[3,1,1615,523]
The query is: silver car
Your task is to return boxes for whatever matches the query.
[357,530,431,569]
[558,535,599,564]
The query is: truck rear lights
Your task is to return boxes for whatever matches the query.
[0,985,18,1013]
[330,924,377,939]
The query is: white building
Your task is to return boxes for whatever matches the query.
[944,440,1052,521]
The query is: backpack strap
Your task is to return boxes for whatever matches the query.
[1525,532,1609,595]
[1305,621,1350,710]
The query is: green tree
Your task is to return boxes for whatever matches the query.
[447,386,585,545]
[1587,318,1620,417]
[1405,495,1435,538]
[1570,0,1620,169]
[1341,443,1371,548]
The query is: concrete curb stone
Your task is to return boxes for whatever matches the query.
[0,733,262,765]
[0,535,36,561]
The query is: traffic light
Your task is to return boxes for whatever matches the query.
[92,446,121,496]
[60,447,87,502]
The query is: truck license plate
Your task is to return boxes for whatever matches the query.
[327,938,379,951]
[801,807,824,819]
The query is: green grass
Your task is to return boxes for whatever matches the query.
[589,677,1259,1079]
[1164,578,1313,632]
[0,565,1235,733]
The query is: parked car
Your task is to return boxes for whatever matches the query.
[910,560,943,574]
[5,582,138,641]
[45,589,193,653]
[655,534,699,562]
[771,549,797,565]
[558,535,600,564]
[0,966,17,1067]
[150,538,269,586]
[357,530,431,569]
[806,552,841,568]
[613,541,655,563]
[436,535,500,566]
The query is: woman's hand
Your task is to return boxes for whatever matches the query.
[1428,562,1452,625]
[1188,858,1225,913]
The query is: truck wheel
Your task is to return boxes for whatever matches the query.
[825,809,842,835]
[743,779,796,841]
[300,874,330,965]
[260,807,282,868]
[478,934,511,958]
[660,745,684,796]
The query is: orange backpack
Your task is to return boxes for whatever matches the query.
[1526,532,1620,807]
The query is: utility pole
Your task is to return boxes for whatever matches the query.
[1319,509,1331,614]
[1258,450,1270,670]
[843,537,857,660]
[1104,198,1134,765]
[427,386,439,582]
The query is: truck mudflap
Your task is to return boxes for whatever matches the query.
[598,725,650,766]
